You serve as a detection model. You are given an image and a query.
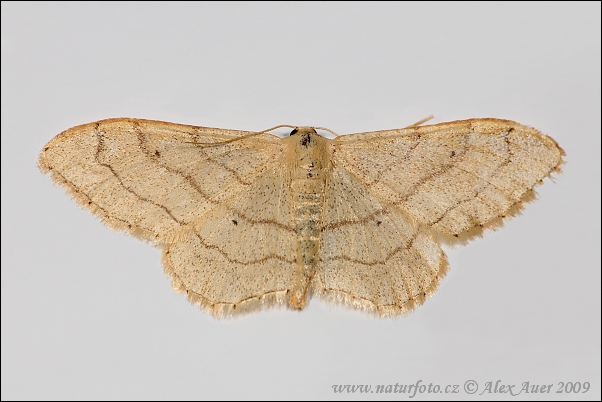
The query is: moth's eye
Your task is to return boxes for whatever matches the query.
[289,129,298,136]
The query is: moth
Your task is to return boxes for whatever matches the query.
[38,117,564,317]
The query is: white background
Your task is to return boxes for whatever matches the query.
[1,2,600,400]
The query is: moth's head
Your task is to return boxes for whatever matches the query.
[289,126,318,137]
[289,126,319,147]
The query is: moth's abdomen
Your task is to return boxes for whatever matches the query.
[292,179,323,266]
[286,130,330,309]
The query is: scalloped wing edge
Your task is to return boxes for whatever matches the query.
[161,244,450,318]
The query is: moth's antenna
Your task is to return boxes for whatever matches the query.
[314,127,340,137]
[260,124,297,134]
[406,115,434,128]
[186,125,297,148]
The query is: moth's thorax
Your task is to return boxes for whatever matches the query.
[287,128,330,178]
